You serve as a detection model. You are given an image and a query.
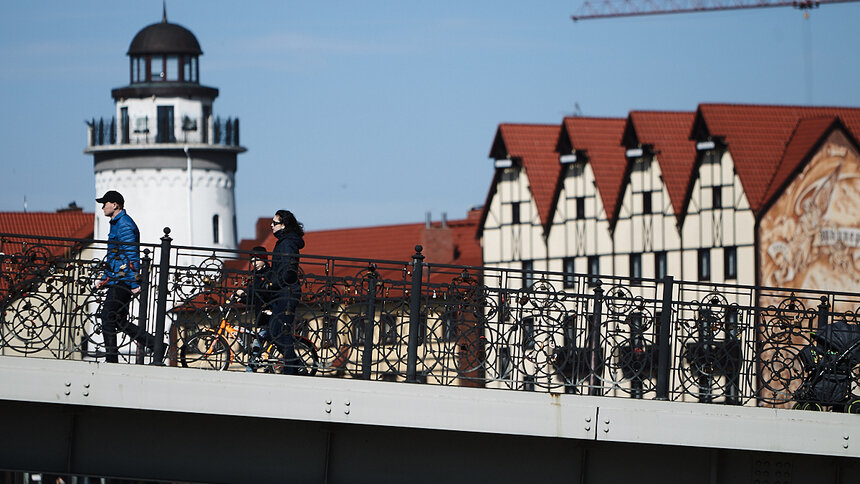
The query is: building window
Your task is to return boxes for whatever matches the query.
[156,105,175,143]
[134,116,149,134]
[152,55,165,80]
[165,55,179,81]
[562,316,577,348]
[381,314,397,345]
[521,260,534,289]
[698,249,711,281]
[321,316,338,348]
[212,214,220,244]
[499,346,512,380]
[182,56,198,83]
[725,308,739,335]
[352,316,369,345]
[120,107,129,144]
[522,374,536,391]
[563,257,576,288]
[630,253,642,285]
[441,312,459,342]
[576,197,586,220]
[642,191,652,214]
[520,316,535,350]
[511,202,520,224]
[655,251,667,280]
[712,186,722,209]
[587,256,600,286]
[724,246,737,280]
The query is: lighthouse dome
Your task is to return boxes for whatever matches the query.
[127,20,202,56]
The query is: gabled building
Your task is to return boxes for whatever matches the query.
[619,111,696,282]
[691,104,860,296]
[479,103,860,295]
[480,124,562,280]
[552,117,626,285]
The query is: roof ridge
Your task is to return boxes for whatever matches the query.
[698,102,860,110]
[563,115,626,121]
[499,122,560,128]
[307,218,473,234]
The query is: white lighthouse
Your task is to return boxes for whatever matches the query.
[86,10,245,249]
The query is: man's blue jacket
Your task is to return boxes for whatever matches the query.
[104,210,140,289]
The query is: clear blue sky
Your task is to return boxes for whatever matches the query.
[2,1,859,240]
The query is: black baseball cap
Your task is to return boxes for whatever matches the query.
[96,190,124,206]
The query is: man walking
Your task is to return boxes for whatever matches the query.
[96,190,155,362]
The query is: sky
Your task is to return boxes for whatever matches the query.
[1,1,860,241]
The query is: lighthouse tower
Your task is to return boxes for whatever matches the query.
[86,10,245,249]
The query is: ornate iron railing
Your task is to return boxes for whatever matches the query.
[2,229,859,411]
[86,115,240,147]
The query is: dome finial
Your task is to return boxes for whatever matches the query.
[162,1,168,23]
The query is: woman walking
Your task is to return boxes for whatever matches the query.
[267,209,305,374]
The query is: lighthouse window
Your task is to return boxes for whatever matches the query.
[130,57,146,83]
[212,214,220,244]
[183,57,196,82]
[152,56,165,80]
[165,55,179,81]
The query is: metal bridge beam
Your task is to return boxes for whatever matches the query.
[0,357,858,483]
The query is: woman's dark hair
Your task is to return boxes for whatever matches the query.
[275,209,304,236]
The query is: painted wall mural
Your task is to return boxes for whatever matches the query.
[759,130,860,299]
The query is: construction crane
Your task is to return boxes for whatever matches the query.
[572,0,858,21]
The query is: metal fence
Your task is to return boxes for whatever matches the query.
[2,229,859,411]
[86,115,240,146]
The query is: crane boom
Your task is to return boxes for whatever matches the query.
[572,0,857,21]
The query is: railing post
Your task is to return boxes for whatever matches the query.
[150,228,172,365]
[361,267,378,380]
[588,282,604,396]
[816,296,830,331]
[656,275,674,400]
[406,245,425,383]
[134,249,152,365]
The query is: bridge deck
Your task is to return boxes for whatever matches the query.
[1,356,857,483]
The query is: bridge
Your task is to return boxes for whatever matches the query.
[1,230,858,482]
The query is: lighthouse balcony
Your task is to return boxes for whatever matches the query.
[85,115,244,152]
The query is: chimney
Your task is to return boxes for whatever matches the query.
[57,202,83,213]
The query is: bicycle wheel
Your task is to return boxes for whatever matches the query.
[180,330,232,371]
[260,338,319,376]
[294,337,319,376]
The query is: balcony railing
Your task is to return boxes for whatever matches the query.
[86,115,240,147]
[2,229,859,412]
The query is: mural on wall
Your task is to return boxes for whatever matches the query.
[759,130,860,298]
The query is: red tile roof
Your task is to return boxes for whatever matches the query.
[624,111,697,226]
[0,210,94,241]
[692,104,860,216]
[254,211,482,283]
[759,116,841,212]
[561,117,627,227]
[0,209,95,297]
[488,123,562,234]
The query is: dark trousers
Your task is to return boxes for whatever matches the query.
[101,283,154,363]
[268,289,300,375]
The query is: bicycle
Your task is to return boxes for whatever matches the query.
[179,304,319,375]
